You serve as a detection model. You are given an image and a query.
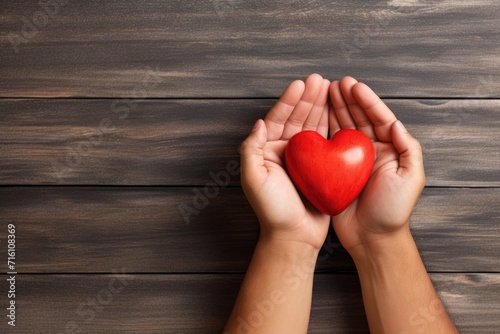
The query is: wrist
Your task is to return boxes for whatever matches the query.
[257,233,320,267]
[350,226,417,269]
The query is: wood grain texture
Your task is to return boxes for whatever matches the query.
[0,99,498,186]
[1,0,498,332]
[1,0,499,98]
[1,187,498,273]
[2,273,498,333]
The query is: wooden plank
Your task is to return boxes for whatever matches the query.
[2,273,499,333]
[0,99,498,186]
[1,187,498,273]
[401,99,500,187]
[1,0,499,98]
[0,98,261,185]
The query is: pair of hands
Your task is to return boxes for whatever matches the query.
[240,74,425,258]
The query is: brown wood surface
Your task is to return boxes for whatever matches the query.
[0,187,498,273]
[0,99,498,186]
[1,273,498,333]
[1,0,499,98]
[1,0,499,332]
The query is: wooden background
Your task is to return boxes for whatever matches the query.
[1,0,499,332]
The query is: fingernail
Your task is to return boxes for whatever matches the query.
[396,120,407,133]
[252,119,261,132]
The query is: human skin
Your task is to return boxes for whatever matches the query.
[224,73,332,334]
[224,75,458,334]
[329,77,458,333]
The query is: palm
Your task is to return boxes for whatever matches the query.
[243,75,424,252]
[260,139,328,234]
[241,74,331,249]
[332,142,401,250]
[328,78,425,253]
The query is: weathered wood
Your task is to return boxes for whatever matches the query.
[0,99,498,186]
[1,187,498,273]
[0,98,261,185]
[3,273,499,333]
[1,1,498,333]
[1,1,499,98]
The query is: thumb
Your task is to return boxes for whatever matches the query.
[240,119,268,190]
[391,120,425,179]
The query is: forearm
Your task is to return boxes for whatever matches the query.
[224,235,318,334]
[352,228,458,334]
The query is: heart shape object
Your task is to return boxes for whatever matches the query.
[285,129,375,216]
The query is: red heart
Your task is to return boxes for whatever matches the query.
[285,129,375,215]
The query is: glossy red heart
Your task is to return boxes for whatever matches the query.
[285,129,375,215]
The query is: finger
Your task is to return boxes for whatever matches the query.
[391,120,425,184]
[330,80,356,130]
[303,78,331,131]
[339,77,377,140]
[281,73,324,140]
[317,104,329,138]
[264,80,305,141]
[240,119,268,191]
[328,82,342,138]
[352,82,397,143]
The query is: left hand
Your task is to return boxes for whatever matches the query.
[240,73,331,251]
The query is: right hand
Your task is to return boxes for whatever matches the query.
[328,77,426,258]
